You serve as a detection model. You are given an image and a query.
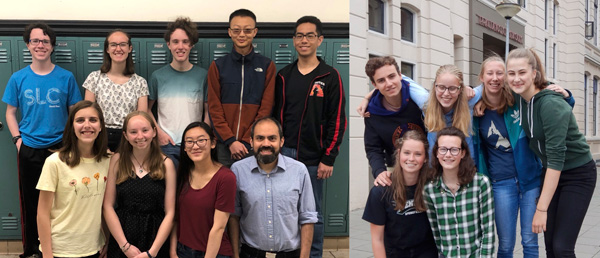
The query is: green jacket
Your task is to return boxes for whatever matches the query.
[518,89,591,171]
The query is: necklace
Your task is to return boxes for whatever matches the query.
[132,155,147,174]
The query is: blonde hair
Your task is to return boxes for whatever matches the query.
[478,54,514,114]
[424,64,471,136]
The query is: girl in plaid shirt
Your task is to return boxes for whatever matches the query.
[424,126,495,258]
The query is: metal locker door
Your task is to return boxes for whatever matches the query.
[208,40,232,63]
[81,38,104,89]
[323,40,349,236]
[270,39,295,71]
[0,38,22,239]
[145,40,170,79]
[52,38,78,83]
[190,42,203,68]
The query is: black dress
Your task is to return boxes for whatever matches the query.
[107,174,169,258]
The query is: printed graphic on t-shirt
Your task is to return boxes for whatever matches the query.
[310,81,325,97]
[391,198,422,216]
[69,172,107,199]
[392,123,425,149]
[487,121,511,150]
[24,88,61,107]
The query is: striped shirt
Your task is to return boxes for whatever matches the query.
[424,173,495,258]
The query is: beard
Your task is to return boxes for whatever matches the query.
[255,146,279,164]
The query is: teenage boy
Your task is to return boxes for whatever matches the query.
[207,8,276,167]
[149,17,209,168]
[273,16,347,258]
[3,23,82,258]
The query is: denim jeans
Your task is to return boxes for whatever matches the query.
[491,177,539,258]
[160,143,181,169]
[177,242,231,258]
[280,147,323,258]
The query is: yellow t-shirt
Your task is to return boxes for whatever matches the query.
[36,152,110,257]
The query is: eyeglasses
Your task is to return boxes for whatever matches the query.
[293,33,319,41]
[108,42,129,49]
[229,28,256,35]
[435,85,461,94]
[184,139,208,148]
[438,147,462,156]
[29,39,51,46]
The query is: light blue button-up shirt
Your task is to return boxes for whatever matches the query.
[231,154,317,252]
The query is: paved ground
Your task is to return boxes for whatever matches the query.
[350,165,600,258]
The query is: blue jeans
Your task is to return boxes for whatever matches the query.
[281,147,323,258]
[177,242,231,258]
[160,143,180,169]
[492,177,539,258]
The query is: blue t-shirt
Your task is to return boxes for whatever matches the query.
[479,109,517,181]
[2,65,81,148]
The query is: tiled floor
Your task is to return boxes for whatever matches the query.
[350,165,600,258]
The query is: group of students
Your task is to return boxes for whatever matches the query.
[359,51,596,257]
[4,8,346,258]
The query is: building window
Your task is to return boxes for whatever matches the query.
[553,43,556,78]
[545,0,549,30]
[545,39,548,75]
[553,2,557,35]
[401,62,415,79]
[595,0,598,45]
[369,0,385,33]
[517,0,526,8]
[585,73,588,134]
[401,8,414,42]
[594,77,598,136]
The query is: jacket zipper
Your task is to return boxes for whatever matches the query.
[296,72,330,158]
[236,56,244,140]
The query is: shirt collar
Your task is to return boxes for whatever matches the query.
[250,153,287,175]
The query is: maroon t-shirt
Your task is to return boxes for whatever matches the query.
[177,166,236,256]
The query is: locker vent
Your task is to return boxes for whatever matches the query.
[151,50,168,65]
[54,49,73,63]
[274,49,293,64]
[317,50,324,58]
[87,49,103,64]
[1,216,18,230]
[0,48,8,63]
[213,50,228,60]
[132,49,137,63]
[336,50,349,64]
[326,213,346,227]
[22,48,32,64]
[190,49,199,64]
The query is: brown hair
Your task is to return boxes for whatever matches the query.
[387,130,430,212]
[424,65,471,136]
[430,126,476,186]
[100,29,135,76]
[365,56,400,83]
[506,48,547,90]
[478,53,514,114]
[58,101,109,167]
[164,17,198,46]
[115,111,165,184]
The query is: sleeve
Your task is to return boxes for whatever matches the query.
[36,155,59,192]
[148,72,158,101]
[478,175,495,257]
[320,68,347,166]
[207,61,236,145]
[272,73,284,123]
[424,185,442,252]
[82,71,99,93]
[139,76,149,97]
[541,98,570,171]
[298,167,317,224]
[361,186,386,225]
[405,75,429,109]
[364,118,387,178]
[2,74,19,107]
[241,61,276,143]
[67,73,82,105]
[564,89,575,108]
[468,84,484,109]
[215,169,237,213]
[230,165,243,217]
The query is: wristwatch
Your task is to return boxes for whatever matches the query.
[12,135,21,144]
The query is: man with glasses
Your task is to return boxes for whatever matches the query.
[273,16,346,258]
[148,17,208,169]
[2,23,81,258]
[207,8,276,168]
[229,117,317,258]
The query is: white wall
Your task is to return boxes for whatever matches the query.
[0,0,349,23]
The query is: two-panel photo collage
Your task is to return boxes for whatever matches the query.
[0,0,599,257]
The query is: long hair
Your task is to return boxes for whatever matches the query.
[58,100,109,167]
[386,130,430,212]
[115,111,165,184]
[176,122,218,198]
[507,48,547,90]
[424,65,471,136]
[478,53,514,114]
[430,126,477,186]
[100,29,135,76]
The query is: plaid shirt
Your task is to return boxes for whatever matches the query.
[424,173,495,258]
